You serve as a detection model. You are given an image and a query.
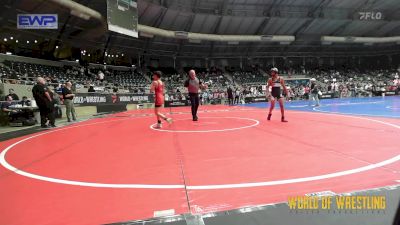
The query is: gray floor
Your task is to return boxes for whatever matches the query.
[0,123,38,134]
[0,115,97,141]
[109,186,400,225]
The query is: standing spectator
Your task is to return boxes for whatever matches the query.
[394,74,399,86]
[327,83,332,92]
[32,77,55,128]
[227,86,234,105]
[88,84,95,92]
[51,89,62,119]
[304,86,310,99]
[80,67,85,76]
[113,85,118,93]
[202,91,208,105]
[309,78,320,107]
[199,90,203,105]
[394,75,400,94]
[299,85,305,100]
[333,82,339,97]
[341,85,349,98]
[234,88,240,104]
[349,82,356,97]
[7,89,19,101]
[62,82,77,122]
[97,71,105,82]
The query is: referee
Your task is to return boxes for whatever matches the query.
[184,69,207,121]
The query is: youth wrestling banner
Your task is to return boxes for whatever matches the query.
[106,0,138,38]
[383,91,397,96]
[165,100,190,107]
[320,93,334,99]
[244,96,267,103]
[372,91,399,96]
[73,93,153,106]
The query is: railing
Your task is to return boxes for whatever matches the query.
[0,77,150,96]
[0,77,147,87]
[1,77,57,86]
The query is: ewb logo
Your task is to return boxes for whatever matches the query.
[17,14,58,29]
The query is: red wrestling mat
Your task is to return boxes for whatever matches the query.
[0,105,399,224]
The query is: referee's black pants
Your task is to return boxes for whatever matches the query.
[189,93,199,119]
[228,96,233,105]
[38,103,55,127]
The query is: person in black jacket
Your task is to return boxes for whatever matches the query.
[88,84,95,93]
[19,96,31,107]
[6,89,19,101]
[227,86,233,105]
[32,77,55,128]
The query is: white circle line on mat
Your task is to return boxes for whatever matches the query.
[386,106,400,110]
[313,106,400,118]
[149,117,260,133]
[0,111,399,189]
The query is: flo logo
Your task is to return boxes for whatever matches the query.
[17,14,58,29]
[359,12,383,20]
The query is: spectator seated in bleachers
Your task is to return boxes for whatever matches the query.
[19,96,31,106]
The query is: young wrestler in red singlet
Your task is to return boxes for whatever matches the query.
[150,71,172,128]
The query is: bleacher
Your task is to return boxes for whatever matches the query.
[112,70,147,88]
[232,71,266,85]
[1,54,398,99]
[0,56,148,93]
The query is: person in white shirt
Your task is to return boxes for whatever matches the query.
[234,88,241,104]
[202,92,208,105]
[394,75,399,86]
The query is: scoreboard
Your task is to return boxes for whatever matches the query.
[107,0,138,38]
